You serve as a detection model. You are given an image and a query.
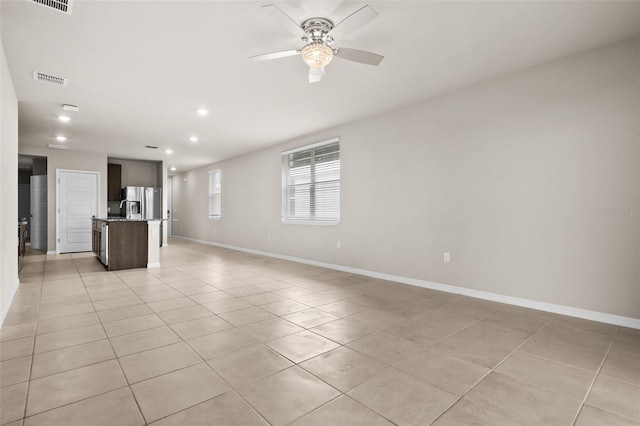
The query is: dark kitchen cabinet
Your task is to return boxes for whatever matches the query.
[108,221,148,270]
[108,163,122,201]
[92,219,102,256]
[92,218,148,271]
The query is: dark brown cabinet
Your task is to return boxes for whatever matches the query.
[109,221,148,270]
[108,163,122,201]
[92,218,148,271]
[92,219,102,256]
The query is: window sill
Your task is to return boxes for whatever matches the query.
[282,220,340,226]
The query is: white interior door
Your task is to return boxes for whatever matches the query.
[58,170,98,253]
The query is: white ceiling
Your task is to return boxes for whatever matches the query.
[3,1,639,174]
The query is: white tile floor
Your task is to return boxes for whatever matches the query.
[1,238,639,425]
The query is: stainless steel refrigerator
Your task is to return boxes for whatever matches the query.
[143,187,162,220]
[121,186,162,220]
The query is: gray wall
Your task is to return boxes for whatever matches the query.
[172,38,640,319]
[108,158,161,188]
[18,147,108,252]
[33,157,47,176]
[1,41,19,324]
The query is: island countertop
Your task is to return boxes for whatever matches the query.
[93,217,149,222]
[94,217,167,222]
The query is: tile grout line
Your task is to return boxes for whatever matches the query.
[570,327,618,426]
[275,299,494,423]
[141,264,387,425]
[115,267,274,426]
[283,301,514,424]
[12,242,632,426]
[17,265,171,422]
[165,239,640,423]
[10,253,403,425]
[573,401,640,424]
[193,272,370,425]
[282,320,404,424]
[287,310,498,426]
[427,317,555,425]
[102,269,177,425]
[74,258,151,426]
[25,259,132,421]
[341,310,492,380]
[20,250,47,423]
[517,345,608,376]
[17,254,91,419]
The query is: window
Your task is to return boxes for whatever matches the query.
[282,138,340,224]
[208,169,221,219]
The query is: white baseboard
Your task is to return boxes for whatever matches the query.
[147,262,161,269]
[0,276,20,328]
[174,236,640,330]
[46,250,57,255]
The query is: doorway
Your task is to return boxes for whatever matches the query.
[18,155,48,251]
[57,170,99,253]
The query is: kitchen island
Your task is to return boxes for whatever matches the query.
[92,218,161,271]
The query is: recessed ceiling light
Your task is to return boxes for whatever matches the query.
[197,108,209,116]
[165,149,173,154]
[170,167,176,171]
[56,135,67,142]
[189,136,198,142]
[58,115,71,122]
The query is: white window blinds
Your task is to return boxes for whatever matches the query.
[282,138,340,224]
[208,169,221,219]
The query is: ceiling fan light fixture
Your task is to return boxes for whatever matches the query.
[309,67,326,79]
[252,5,382,83]
[301,43,333,70]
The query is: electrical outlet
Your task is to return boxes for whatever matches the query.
[443,252,450,263]
[337,240,341,249]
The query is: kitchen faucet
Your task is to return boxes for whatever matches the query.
[119,199,128,208]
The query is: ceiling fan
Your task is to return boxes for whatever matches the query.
[250,4,384,83]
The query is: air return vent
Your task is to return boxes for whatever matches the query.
[48,144,69,150]
[145,145,159,149]
[28,0,72,14]
[33,71,68,86]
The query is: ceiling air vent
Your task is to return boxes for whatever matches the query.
[145,145,159,149]
[48,144,69,150]
[33,71,68,86]
[28,0,72,14]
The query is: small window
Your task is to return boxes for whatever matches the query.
[282,138,340,224]
[208,169,221,219]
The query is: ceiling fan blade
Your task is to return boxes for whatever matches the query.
[335,47,384,66]
[249,50,300,62]
[328,5,378,42]
[262,4,306,39]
